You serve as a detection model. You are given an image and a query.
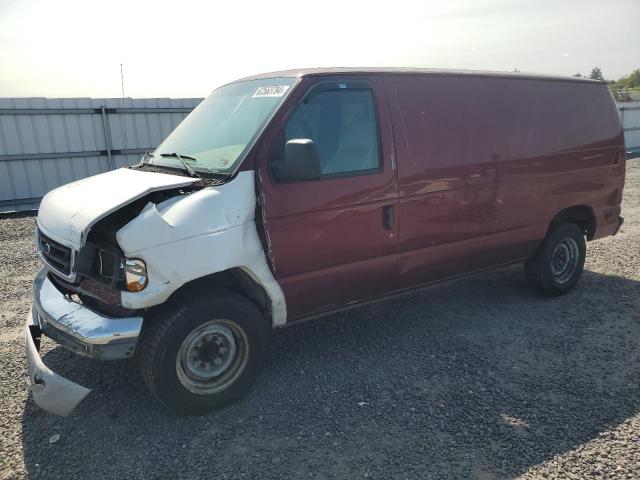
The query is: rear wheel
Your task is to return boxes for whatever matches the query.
[139,289,270,414]
[524,222,586,296]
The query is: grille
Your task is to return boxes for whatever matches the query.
[38,230,73,276]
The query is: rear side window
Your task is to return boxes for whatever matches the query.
[285,88,380,176]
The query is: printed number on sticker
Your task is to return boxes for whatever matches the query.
[252,85,290,98]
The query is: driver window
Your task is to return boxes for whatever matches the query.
[284,88,380,176]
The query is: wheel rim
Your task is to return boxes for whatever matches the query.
[550,237,580,284]
[176,320,249,395]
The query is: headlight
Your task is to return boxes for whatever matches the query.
[124,258,148,292]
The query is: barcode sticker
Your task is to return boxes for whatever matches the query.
[252,85,290,98]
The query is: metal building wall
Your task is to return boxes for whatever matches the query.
[618,103,640,158]
[0,97,202,212]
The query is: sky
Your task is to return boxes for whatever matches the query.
[0,0,638,99]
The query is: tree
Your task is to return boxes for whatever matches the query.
[617,69,640,89]
[589,67,604,81]
[573,73,582,77]
[607,68,640,101]
[630,69,640,88]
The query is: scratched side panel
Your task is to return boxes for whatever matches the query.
[384,75,502,287]
[486,79,626,263]
[385,74,625,286]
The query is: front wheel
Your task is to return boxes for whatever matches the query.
[524,221,586,296]
[139,289,270,414]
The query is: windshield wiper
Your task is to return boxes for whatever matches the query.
[160,152,200,178]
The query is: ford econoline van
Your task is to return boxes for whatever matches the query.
[26,68,626,415]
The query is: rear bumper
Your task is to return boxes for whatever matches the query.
[593,206,624,240]
[25,269,144,416]
[614,216,624,236]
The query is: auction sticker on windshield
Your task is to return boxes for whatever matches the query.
[252,85,290,97]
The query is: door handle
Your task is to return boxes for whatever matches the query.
[382,205,394,230]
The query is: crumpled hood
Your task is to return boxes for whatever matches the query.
[37,168,197,250]
[116,171,256,255]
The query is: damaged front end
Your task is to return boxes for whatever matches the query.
[25,269,143,416]
[25,168,201,416]
[25,165,286,416]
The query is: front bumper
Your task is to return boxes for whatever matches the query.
[25,308,90,416]
[25,269,144,416]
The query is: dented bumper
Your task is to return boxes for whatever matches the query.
[25,308,90,416]
[25,269,144,416]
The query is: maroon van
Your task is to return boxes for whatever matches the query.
[27,68,626,415]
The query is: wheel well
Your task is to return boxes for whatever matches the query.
[160,269,272,321]
[550,205,596,240]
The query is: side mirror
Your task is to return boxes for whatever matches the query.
[276,139,321,182]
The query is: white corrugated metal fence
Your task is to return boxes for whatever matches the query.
[618,102,640,159]
[0,97,202,212]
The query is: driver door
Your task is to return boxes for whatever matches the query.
[256,76,399,320]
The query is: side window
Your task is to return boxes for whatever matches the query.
[284,87,380,176]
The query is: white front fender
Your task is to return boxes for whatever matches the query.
[116,171,287,326]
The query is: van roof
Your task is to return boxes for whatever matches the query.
[234,67,604,85]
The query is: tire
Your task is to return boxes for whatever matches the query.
[524,221,586,297]
[139,289,270,414]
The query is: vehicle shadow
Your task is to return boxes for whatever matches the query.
[20,265,640,479]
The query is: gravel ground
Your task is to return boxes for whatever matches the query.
[1,162,639,480]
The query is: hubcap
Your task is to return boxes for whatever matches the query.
[550,237,579,284]
[176,321,248,395]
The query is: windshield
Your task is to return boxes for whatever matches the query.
[151,77,296,173]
